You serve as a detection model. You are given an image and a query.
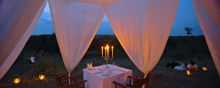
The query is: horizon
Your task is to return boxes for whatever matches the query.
[33,0,204,36]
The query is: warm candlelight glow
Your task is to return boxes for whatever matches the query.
[106,45,109,58]
[105,47,107,58]
[111,46,114,58]
[186,70,191,76]
[13,76,21,85]
[202,66,208,71]
[102,44,114,58]
[101,46,104,57]
[39,74,46,81]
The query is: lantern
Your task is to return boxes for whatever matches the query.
[202,66,208,71]
[186,70,191,76]
[13,76,21,85]
[39,74,46,81]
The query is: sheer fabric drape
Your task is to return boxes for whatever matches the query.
[49,0,105,76]
[107,0,179,75]
[71,0,118,4]
[193,0,220,76]
[4,0,219,81]
[0,0,46,79]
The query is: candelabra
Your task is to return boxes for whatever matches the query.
[103,57,113,64]
[101,44,114,67]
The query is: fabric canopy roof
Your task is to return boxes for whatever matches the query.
[70,0,119,4]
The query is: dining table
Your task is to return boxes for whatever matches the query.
[83,64,132,88]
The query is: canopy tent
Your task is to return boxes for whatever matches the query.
[0,0,219,79]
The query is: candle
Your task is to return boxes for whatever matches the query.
[101,46,104,57]
[105,47,107,58]
[106,45,109,58]
[111,46,114,58]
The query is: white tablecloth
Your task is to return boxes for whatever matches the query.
[83,64,132,88]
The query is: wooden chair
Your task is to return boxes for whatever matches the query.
[113,74,150,88]
[56,75,87,88]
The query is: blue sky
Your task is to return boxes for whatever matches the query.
[32,0,203,36]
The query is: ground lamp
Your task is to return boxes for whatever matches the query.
[12,75,21,85]
[39,74,46,81]
[202,66,208,71]
[186,70,191,76]
[38,74,46,88]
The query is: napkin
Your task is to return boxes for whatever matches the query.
[87,63,95,70]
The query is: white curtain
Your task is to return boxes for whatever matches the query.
[0,0,46,79]
[193,0,220,76]
[71,0,118,4]
[49,0,105,76]
[107,0,179,75]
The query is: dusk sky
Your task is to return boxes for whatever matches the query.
[32,0,204,36]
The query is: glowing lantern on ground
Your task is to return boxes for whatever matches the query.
[13,76,21,85]
[186,70,191,76]
[39,74,46,81]
[202,66,208,71]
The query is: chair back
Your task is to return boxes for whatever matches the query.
[55,75,86,88]
[63,80,87,88]
[55,75,63,88]
[133,77,149,88]
[130,73,150,88]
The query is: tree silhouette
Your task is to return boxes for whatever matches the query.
[184,26,193,36]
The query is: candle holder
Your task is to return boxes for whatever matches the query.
[101,44,114,67]
[103,57,114,68]
[104,57,110,64]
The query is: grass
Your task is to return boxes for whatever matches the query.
[0,35,219,88]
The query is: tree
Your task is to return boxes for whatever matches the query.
[184,26,193,36]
